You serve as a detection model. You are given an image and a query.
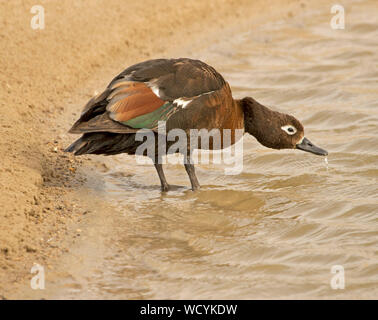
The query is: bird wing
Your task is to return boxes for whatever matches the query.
[68,58,226,133]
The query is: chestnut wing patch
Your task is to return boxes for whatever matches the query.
[106,81,178,129]
[107,81,163,121]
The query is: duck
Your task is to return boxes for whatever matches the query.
[65,58,328,191]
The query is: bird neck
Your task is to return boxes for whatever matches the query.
[238,97,282,149]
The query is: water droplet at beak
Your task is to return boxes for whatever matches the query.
[296,137,328,156]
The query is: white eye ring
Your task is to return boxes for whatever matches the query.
[281,125,297,135]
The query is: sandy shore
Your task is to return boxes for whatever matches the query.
[0,0,307,298]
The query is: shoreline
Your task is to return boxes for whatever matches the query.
[0,0,310,298]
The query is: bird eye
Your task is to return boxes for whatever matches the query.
[281,125,297,135]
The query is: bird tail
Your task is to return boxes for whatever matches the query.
[64,132,137,156]
[64,135,93,155]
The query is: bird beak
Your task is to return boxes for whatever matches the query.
[296,137,328,156]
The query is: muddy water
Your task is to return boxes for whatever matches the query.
[45,0,377,299]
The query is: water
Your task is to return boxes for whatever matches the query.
[42,0,378,299]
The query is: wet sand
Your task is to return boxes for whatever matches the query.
[1,0,377,299]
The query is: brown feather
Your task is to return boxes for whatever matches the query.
[81,88,111,116]
[69,59,228,136]
[107,82,165,122]
[69,113,138,134]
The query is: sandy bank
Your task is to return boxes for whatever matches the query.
[0,0,307,297]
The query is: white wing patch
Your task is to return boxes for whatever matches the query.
[173,98,192,109]
[149,85,161,98]
[147,77,217,110]
[173,90,215,109]
[147,79,162,98]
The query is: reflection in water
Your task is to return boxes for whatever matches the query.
[57,0,377,299]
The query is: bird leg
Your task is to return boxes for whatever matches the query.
[184,155,200,191]
[154,163,170,192]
